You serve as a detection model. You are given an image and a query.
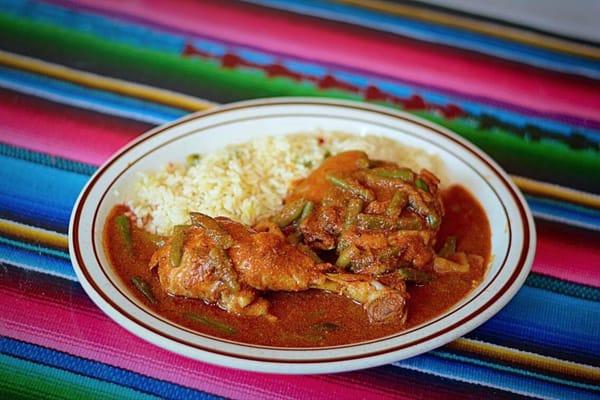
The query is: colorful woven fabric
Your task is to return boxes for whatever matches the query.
[1,0,599,398]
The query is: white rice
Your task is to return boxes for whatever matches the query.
[128,132,445,235]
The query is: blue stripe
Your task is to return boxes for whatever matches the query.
[527,195,600,232]
[396,353,599,400]
[0,242,76,281]
[0,66,185,125]
[249,0,600,79]
[2,141,600,236]
[468,286,600,366]
[0,156,87,233]
[2,0,600,143]
[0,336,222,400]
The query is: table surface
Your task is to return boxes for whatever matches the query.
[1,0,599,399]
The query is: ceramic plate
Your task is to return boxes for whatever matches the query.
[69,98,535,374]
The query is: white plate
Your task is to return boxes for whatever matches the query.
[69,98,535,374]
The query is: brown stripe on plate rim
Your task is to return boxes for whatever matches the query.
[72,99,531,363]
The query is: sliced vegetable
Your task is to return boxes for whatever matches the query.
[426,213,440,229]
[299,244,323,263]
[356,214,394,230]
[326,175,374,202]
[131,276,157,305]
[438,236,457,258]
[355,157,370,169]
[169,224,189,268]
[114,215,132,251]
[370,167,414,182]
[208,246,240,292]
[185,313,236,335]
[311,322,340,333]
[186,153,200,165]
[336,244,359,268]
[397,268,433,284]
[415,178,430,192]
[343,198,364,229]
[298,201,314,225]
[396,216,423,230]
[271,199,306,227]
[386,191,408,218]
[433,256,469,273]
[190,212,234,248]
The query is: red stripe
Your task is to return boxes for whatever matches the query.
[52,0,600,122]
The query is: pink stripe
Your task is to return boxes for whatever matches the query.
[56,0,600,122]
[0,287,411,400]
[531,222,600,287]
[0,90,147,165]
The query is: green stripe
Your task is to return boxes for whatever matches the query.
[0,13,599,192]
[0,353,159,400]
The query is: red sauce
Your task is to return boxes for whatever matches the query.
[104,185,490,347]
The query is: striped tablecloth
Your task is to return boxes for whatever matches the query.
[1,0,599,398]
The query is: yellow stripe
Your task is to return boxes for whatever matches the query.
[0,50,214,111]
[512,175,600,209]
[335,0,600,60]
[450,338,600,382]
[0,219,68,250]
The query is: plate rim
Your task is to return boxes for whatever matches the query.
[68,97,536,374]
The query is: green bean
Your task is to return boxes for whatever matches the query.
[438,236,457,258]
[397,268,432,284]
[415,178,430,192]
[208,246,239,292]
[169,225,189,268]
[311,322,340,333]
[131,276,157,305]
[370,167,414,182]
[386,191,408,218]
[326,175,374,202]
[343,198,364,229]
[190,212,234,249]
[336,245,359,268]
[271,199,306,228]
[355,157,370,169]
[185,313,236,335]
[356,214,394,230]
[186,153,201,165]
[114,215,132,251]
[299,244,323,263]
[298,201,315,225]
[426,213,440,229]
[396,216,423,230]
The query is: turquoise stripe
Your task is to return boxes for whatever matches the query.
[0,236,69,260]
[0,243,76,281]
[0,66,185,124]
[2,0,599,143]
[396,353,598,400]
[0,353,160,400]
[249,0,600,79]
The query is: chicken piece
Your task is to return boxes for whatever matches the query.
[149,222,270,317]
[150,214,407,323]
[284,151,444,275]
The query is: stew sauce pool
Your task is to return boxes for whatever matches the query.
[105,185,490,347]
